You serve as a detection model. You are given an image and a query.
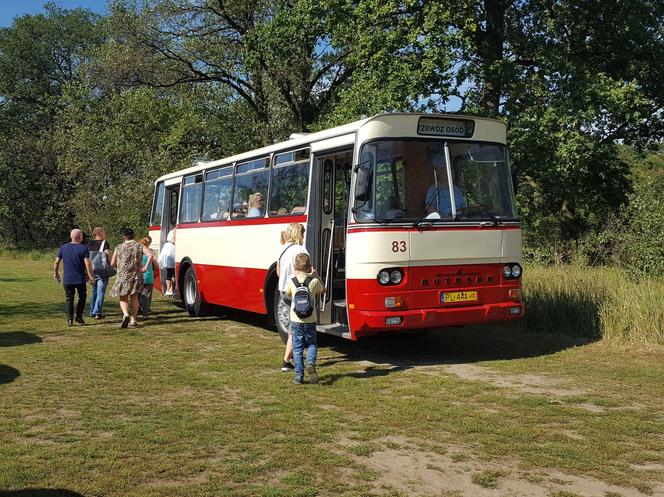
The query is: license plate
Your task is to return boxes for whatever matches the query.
[441,291,478,303]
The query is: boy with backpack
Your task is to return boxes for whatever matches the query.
[284,253,326,384]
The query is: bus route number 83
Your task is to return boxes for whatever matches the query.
[392,241,407,253]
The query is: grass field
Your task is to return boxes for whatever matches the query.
[1,257,664,497]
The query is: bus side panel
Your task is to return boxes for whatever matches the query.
[196,263,267,314]
[173,217,307,314]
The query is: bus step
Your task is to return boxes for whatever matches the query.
[333,300,348,326]
[317,323,351,339]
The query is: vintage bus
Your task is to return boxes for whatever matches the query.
[148,113,525,341]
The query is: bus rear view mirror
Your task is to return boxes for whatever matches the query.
[354,165,372,201]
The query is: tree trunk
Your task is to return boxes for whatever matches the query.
[477,0,508,116]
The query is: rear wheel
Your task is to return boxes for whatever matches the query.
[273,288,290,343]
[183,265,209,317]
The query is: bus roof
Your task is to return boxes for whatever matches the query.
[155,113,505,183]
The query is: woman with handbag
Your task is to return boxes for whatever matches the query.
[87,227,114,320]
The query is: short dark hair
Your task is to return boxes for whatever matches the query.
[120,227,134,239]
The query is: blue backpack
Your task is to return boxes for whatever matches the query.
[291,276,314,318]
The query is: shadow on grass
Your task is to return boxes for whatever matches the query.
[313,323,596,384]
[0,332,42,347]
[0,302,65,320]
[0,277,38,283]
[0,490,85,497]
[0,364,20,384]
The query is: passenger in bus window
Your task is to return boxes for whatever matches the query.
[276,223,308,372]
[425,144,467,218]
[247,192,265,217]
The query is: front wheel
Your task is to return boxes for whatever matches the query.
[183,265,209,317]
[273,288,290,344]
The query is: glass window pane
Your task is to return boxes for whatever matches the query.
[152,182,165,226]
[448,143,516,219]
[354,140,516,223]
[269,162,309,216]
[231,170,269,218]
[180,175,203,223]
[237,157,268,175]
[201,177,233,221]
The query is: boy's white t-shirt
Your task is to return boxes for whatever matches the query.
[278,243,308,292]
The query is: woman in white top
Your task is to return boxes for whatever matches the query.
[276,222,308,371]
[157,229,176,296]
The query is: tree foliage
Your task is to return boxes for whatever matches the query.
[0,0,662,267]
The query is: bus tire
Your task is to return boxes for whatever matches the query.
[183,265,209,317]
[273,288,290,344]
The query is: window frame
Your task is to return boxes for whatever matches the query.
[201,165,234,223]
[230,156,270,220]
[150,181,165,227]
[268,147,311,218]
[179,173,204,224]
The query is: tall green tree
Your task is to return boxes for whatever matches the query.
[0,3,103,247]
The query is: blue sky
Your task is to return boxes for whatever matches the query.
[0,0,107,27]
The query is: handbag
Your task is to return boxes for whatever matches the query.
[90,240,117,278]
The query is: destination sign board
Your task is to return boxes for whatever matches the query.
[417,117,475,138]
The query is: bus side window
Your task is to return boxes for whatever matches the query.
[152,182,165,226]
[232,158,269,219]
[270,149,310,216]
[180,174,203,223]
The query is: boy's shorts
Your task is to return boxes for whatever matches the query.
[166,268,175,278]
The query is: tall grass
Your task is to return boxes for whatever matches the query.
[0,248,55,261]
[523,265,664,345]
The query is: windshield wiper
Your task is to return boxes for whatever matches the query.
[464,190,502,226]
[413,183,440,228]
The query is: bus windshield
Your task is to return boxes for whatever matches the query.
[353,140,517,223]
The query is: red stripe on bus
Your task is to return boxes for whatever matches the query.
[346,225,520,233]
[175,215,307,229]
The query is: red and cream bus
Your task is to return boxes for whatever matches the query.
[148,113,525,341]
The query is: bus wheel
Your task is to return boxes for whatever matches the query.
[273,289,290,344]
[183,266,208,317]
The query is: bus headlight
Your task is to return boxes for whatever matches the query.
[502,263,522,279]
[389,270,403,284]
[377,268,403,285]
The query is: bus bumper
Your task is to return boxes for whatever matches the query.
[349,301,525,338]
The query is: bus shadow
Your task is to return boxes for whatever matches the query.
[0,331,43,347]
[0,364,20,384]
[317,323,594,372]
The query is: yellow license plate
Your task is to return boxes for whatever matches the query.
[441,291,478,303]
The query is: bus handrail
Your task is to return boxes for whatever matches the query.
[321,219,335,313]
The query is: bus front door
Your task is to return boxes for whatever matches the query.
[316,152,351,326]
[160,184,180,295]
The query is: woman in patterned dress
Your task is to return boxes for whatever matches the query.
[111,228,154,328]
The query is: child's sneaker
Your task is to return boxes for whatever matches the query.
[305,363,318,384]
[281,361,294,372]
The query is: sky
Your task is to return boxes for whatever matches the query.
[0,0,107,27]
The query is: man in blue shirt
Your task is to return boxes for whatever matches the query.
[425,144,467,218]
[54,229,95,326]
